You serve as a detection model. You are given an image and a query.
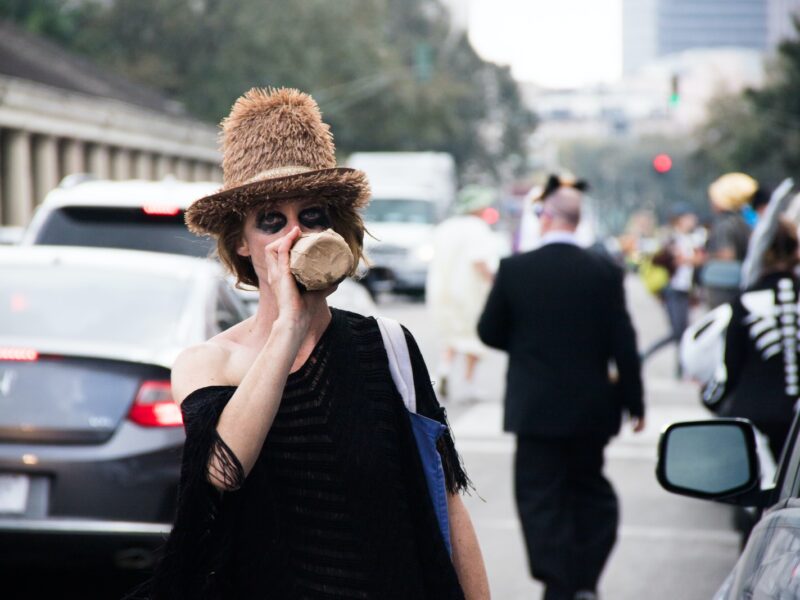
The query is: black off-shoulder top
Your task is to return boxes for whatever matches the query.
[129,308,469,600]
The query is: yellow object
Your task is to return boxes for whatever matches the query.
[708,172,758,211]
[640,258,670,294]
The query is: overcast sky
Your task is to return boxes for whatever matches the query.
[466,0,623,88]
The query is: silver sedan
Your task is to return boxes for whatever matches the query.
[0,245,250,569]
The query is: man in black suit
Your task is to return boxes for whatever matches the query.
[478,186,644,600]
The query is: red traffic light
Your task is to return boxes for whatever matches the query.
[653,154,673,174]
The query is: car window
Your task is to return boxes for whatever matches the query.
[215,282,248,332]
[34,207,215,257]
[363,199,436,224]
[0,358,145,443]
[1,264,191,347]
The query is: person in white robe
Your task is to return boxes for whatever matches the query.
[426,185,499,400]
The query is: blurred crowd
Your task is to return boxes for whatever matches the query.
[430,169,800,471]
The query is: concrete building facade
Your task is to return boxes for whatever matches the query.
[623,0,658,74]
[768,0,800,47]
[622,0,792,74]
[657,0,769,56]
[0,21,221,227]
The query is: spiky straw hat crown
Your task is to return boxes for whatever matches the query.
[185,87,370,235]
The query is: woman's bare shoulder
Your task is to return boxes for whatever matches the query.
[171,339,237,405]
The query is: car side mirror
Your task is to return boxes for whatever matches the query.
[657,419,761,504]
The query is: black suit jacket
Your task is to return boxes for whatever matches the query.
[478,242,644,437]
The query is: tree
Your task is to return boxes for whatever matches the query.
[559,136,706,234]
[2,0,536,180]
[692,19,800,189]
[0,0,87,42]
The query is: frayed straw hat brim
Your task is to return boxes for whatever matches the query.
[185,166,370,236]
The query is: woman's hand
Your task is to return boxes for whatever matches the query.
[264,226,327,333]
[265,226,305,325]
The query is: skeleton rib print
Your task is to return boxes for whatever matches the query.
[703,278,800,409]
[743,278,799,395]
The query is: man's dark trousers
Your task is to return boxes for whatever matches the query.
[515,435,618,599]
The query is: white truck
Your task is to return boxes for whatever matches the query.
[346,152,457,296]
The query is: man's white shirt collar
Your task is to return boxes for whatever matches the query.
[538,231,580,248]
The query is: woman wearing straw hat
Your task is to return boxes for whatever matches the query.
[140,88,489,599]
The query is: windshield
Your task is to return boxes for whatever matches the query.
[363,199,436,224]
[1,265,191,347]
[34,207,215,257]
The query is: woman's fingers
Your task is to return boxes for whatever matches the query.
[277,227,300,269]
[264,227,300,284]
[263,239,281,286]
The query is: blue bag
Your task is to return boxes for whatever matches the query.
[377,317,452,555]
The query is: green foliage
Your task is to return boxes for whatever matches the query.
[0,0,87,42]
[693,18,800,189]
[2,0,536,179]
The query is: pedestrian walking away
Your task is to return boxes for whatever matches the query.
[426,185,498,402]
[640,202,702,375]
[477,183,645,600]
[127,87,489,600]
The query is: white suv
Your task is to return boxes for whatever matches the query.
[22,175,219,256]
[22,175,377,315]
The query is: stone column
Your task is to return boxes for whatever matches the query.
[111,148,133,180]
[190,161,210,182]
[4,130,34,226]
[134,151,154,180]
[155,155,174,179]
[174,158,192,181]
[33,135,59,205]
[87,143,111,179]
[61,138,85,176]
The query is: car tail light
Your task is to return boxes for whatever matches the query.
[142,205,181,216]
[128,380,183,427]
[0,347,39,361]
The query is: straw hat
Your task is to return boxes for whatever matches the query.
[186,87,370,236]
[708,172,758,212]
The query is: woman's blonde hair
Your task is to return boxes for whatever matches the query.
[214,199,367,289]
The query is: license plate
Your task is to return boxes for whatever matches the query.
[0,474,29,514]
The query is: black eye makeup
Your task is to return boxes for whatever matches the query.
[254,205,330,235]
[255,210,287,234]
[299,206,331,230]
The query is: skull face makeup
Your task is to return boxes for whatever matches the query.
[289,229,355,291]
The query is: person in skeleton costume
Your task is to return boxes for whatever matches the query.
[703,218,800,459]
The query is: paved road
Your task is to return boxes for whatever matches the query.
[379,276,739,600]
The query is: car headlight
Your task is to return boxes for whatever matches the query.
[414,243,434,263]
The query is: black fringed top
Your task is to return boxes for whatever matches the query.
[134,308,469,600]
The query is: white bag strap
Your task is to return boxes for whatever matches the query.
[376,316,417,414]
